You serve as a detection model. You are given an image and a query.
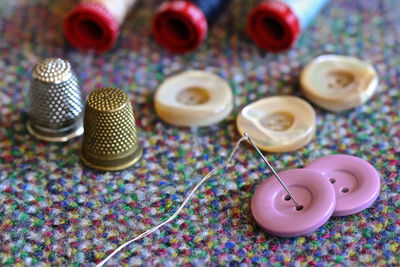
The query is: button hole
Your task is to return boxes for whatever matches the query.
[295,205,304,211]
[329,178,336,184]
[284,195,291,201]
[341,187,349,193]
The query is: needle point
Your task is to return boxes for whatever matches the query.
[245,133,301,208]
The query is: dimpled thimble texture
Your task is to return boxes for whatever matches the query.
[27,58,84,142]
[80,87,142,171]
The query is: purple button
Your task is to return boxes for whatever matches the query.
[305,154,380,216]
[251,169,336,237]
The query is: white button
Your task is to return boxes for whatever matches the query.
[154,70,233,127]
[236,96,316,152]
[300,55,379,112]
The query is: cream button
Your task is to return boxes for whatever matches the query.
[300,55,378,112]
[154,70,233,127]
[236,96,316,152]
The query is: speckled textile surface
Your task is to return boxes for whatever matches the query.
[0,0,399,266]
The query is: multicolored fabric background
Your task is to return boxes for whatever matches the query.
[0,0,399,266]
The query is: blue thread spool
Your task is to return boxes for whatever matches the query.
[247,0,330,52]
[152,0,231,53]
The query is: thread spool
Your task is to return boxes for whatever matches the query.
[152,0,231,53]
[247,0,330,52]
[64,0,138,52]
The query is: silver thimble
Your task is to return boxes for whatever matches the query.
[27,58,84,142]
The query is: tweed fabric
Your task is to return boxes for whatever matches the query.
[0,0,399,266]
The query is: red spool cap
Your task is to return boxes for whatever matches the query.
[152,1,208,53]
[247,1,300,52]
[64,2,119,52]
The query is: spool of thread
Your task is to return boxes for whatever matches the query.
[152,0,231,53]
[64,0,138,52]
[247,0,330,52]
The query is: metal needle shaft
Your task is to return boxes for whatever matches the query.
[244,132,300,208]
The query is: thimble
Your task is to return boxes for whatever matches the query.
[80,87,142,171]
[27,58,84,142]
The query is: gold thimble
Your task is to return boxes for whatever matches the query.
[80,87,142,171]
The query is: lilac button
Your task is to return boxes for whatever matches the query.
[305,154,380,216]
[251,169,336,237]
